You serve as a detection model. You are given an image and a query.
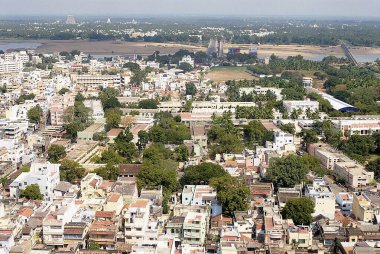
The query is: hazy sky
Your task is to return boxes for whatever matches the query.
[1,0,380,18]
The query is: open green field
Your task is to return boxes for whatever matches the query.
[206,66,258,82]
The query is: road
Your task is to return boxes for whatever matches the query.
[323,175,348,195]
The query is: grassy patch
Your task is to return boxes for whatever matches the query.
[206,66,258,82]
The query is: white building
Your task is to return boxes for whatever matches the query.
[305,178,336,220]
[9,162,60,201]
[83,100,104,120]
[336,192,353,215]
[239,86,283,101]
[283,100,319,116]
[179,55,195,68]
[182,185,217,206]
[0,60,23,74]
[272,131,294,150]
[333,115,380,137]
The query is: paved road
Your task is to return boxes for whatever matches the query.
[323,175,348,195]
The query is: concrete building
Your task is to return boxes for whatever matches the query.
[183,212,207,245]
[179,55,195,67]
[333,115,380,137]
[50,93,75,126]
[9,162,60,201]
[336,192,353,215]
[352,192,374,223]
[239,86,283,101]
[83,100,104,120]
[76,74,121,88]
[182,185,217,206]
[305,178,336,220]
[124,199,154,245]
[0,60,23,74]
[334,160,374,190]
[272,131,294,150]
[287,225,313,248]
[283,100,319,116]
[77,123,104,141]
[309,143,374,189]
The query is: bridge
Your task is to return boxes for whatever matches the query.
[340,42,359,66]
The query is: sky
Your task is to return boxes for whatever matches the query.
[1,0,380,18]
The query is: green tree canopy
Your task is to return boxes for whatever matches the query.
[244,120,273,148]
[94,163,120,180]
[179,62,193,73]
[20,184,43,200]
[138,99,158,109]
[58,88,70,95]
[268,154,309,187]
[105,108,122,131]
[282,198,314,225]
[47,144,66,163]
[137,159,179,196]
[210,175,250,215]
[93,149,126,165]
[180,163,227,186]
[175,145,190,162]
[143,143,173,161]
[60,159,86,183]
[366,158,380,181]
[113,129,137,163]
[27,105,42,124]
[185,82,197,96]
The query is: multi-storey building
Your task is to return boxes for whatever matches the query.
[305,178,336,220]
[183,212,207,245]
[352,192,374,223]
[9,162,60,201]
[50,93,75,126]
[124,199,150,244]
[333,115,380,137]
[283,100,319,117]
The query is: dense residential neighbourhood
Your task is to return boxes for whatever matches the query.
[0,4,380,254]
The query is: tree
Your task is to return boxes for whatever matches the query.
[21,165,30,172]
[175,145,189,162]
[138,130,150,149]
[93,131,109,144]
[95,163,120,180]
[210,176,250,215]
[179,62,193,73]
[180,163,227,186]
[137,159,179,196]
[47,145,66,163]
[27,105,42,124]
[301,129,319,145]
[103,97,121,111]
[300,154,327,177]
[138,99,158,109]
[268,155,309,187]
[113,129,137,163]
[143,143,173,161]
[366,158,380,181]
[58,88,70,95]
[20,184,43,200]
[341,135,376,161]
[105,108,122,131]
[60,159,86,183]
[282,198,314,225]
[279,123,295,134]
[123,62,141,72]
[89,242,100,250]
[244,120,273,148]
[93,149,126,165]
[185,82,197,96]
